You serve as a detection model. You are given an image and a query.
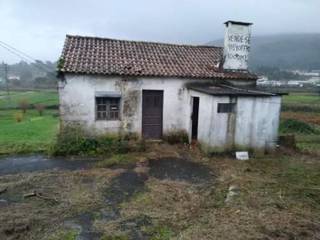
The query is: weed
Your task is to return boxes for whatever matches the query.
[50,125,92,156]
[51,125,146,156]
[145,225,173,240]
[48,229,78,240]
[136,138,147,152]
[163,130,189,144]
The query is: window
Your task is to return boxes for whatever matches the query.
[96,97,120,120]
[217,103,236,113]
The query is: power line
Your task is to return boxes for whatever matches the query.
[0,42,31,63]
[0,40,37,62]
[0,40,54,73]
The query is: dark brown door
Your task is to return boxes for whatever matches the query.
[142,90,163,139]
[191,97,199,140]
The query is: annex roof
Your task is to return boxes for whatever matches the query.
[187,83,279,97]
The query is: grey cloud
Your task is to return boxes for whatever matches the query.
[0,0,319,63]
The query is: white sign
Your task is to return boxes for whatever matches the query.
[236,151,249,161]
[223,22,252,70]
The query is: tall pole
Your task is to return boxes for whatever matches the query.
[4,63,10,100]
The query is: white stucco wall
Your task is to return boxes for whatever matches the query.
[59,74,281,151]
[188,90,281,151]
[59,74,195,135]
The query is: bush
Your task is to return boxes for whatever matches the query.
[50,125,145,156]
[280,119,318,134]
[14,112,23,123]
[163,130,189,144]
[18,99,29,113]
[50,125,94,156]
[34,103,45,116]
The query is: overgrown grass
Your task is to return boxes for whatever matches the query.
[163,130,189,145]
[0,109,59,155]
[245,156,320,209]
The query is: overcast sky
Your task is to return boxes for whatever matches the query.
[0,0,319,64]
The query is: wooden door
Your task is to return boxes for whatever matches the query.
[142,90,163,139]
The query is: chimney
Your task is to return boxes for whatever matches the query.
[223,21,253,71]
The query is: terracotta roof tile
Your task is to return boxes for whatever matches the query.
[59,35,257,80]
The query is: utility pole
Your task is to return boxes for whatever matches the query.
[3,62,10,100]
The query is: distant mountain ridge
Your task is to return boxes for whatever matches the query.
[208,33,320,70]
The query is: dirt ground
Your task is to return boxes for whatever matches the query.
[0,144,320,240]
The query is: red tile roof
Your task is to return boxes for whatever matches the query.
[59,35,257,80]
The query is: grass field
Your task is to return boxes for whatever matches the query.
[0,90,59,154]
[0,110,59,154]
[0,90,58,109]
[281,92,320,154]
[282,92,320,105]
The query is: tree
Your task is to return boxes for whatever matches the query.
[34,104,45,116]
[18,99,29,113]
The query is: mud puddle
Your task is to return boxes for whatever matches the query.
[149,157,214,184]
[0,155,98,175]
[66,170,149,240]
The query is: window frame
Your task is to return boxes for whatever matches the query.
[95,96,121,121]
[217,103,236,113]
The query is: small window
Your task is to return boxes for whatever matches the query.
[96,97,120,120]
[217,103,235,113]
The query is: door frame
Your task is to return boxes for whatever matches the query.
[141,90,164,139]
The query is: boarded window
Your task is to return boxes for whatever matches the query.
[217,103,235,113]
[96,97,120,120]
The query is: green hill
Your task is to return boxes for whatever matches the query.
[209,33,320,70]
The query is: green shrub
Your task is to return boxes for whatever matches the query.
[163,130,189,144]
[14,112,23,122]
[116,139,130,154]
[51,126,145,156]
[50,125,94,156]
[280,119,318,134]
[96,134,118,154]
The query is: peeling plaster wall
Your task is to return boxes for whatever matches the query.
[59,74,195,135]
[59,74,281,151]
[188,90,281,151]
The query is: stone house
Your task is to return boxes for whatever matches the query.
[57,21,282,152]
